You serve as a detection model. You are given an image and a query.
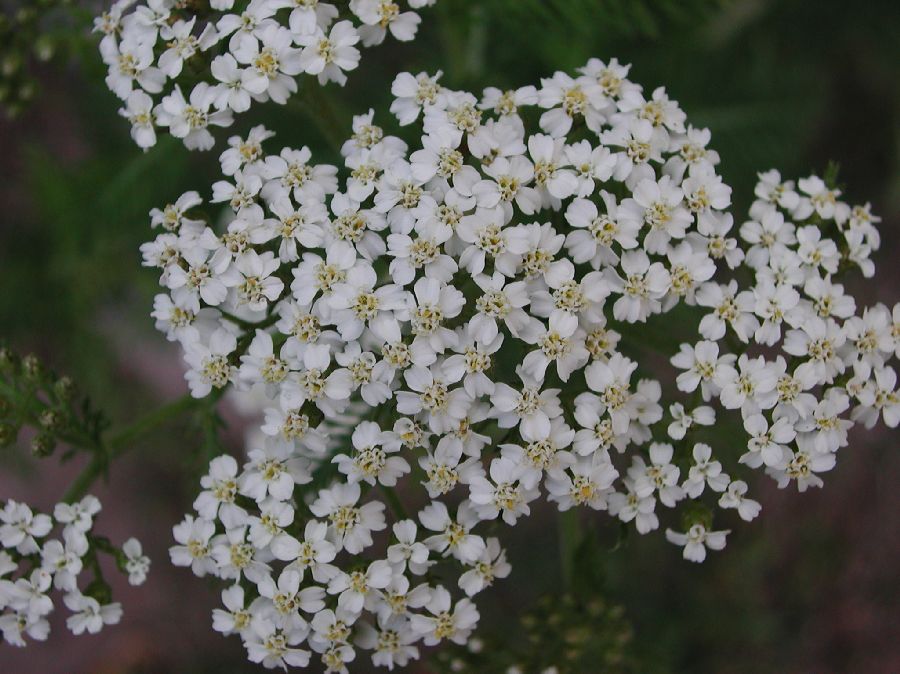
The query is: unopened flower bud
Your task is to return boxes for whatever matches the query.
[39,409,64,432]
[0,347,14,372]
[34,36,54,63]
[54,376,76,401]
[84,578,113,606]
[21,353,42,380]
[15,7,37,25]
[30,431,55,457]
[0,423,17,447]
[1,52,21,78]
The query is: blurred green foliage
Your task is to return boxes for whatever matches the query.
[0,0,897,672]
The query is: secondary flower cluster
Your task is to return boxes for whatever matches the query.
[0,496,150,647]
[139,58,898,670]
[94,0,437,151]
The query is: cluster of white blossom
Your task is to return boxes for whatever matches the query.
[0,496,150,647]
[139,58,898,670]
[94,0,437,151]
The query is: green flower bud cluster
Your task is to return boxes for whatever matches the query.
[0,346,107,458]
[434,592,633,674]
[0,0,78,117]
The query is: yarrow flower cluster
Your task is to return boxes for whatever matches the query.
[0,496,149,647]
[94,0,437,151]
[138,58,900,670]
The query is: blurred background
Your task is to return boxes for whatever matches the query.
[0,0,898,672]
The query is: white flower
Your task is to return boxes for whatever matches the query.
[629,443,683,507]
[566,140,617,196]
[333,421,410,486]
[754,169,800,211]
[329,263,407,343]
[5,568,53,618]
[665,524,729,563]
[608,479,658,534]
[120,90,157,148]
[545,455,618,511]
[714,354,778,413]
[468,457,538,525]
[125,54,898,670]
[210,525,269,583]
[170,515,217,577]
[233,25,304,105]
[718,480,761,521]
[696,281,758,343]
[328,559,392,614]
[297,21,361,86]
[52,496,101,533]
[157,18,212,78]
[665,242,715,306]
[418,436,482,499]
[0,609,50,647]
[0,502,52,555]
[741,414,796,469]
[64,593,122,635]
[280,343,353,413]
[396,364,470,434]
[309,483,386,554]
[681,443,729,498]
[584,353,638,435]
[40,528,88,592]
[798,175,843,220]
[270,521,337,584]
[620,176,691,254]
[490,367,561,440]
[769,434,836,492]
[666,403,715,441]
[100,38,163,100]
[255,568,324,631]
[521,312,589,383]
[854,365,900,428]
[391,71,443,125]
[606,250,670,323]
[353,0,422,46]
[122,538,151,586]
[796,225,840,275]
[538,71,606,138]
[156,84,233,151]
[419,501,485,564]
[565,192,639,268]
[410,586,479,646]
[245,620,311,669]
[740,207,795,270]
[239,438,311,502]
[212,585,252,636]
[458,538,511,596]
[671,340,733,401]
[355,615,420,670]
[752,281,802,346]
[247,499,296,550]
[387,520,432,576]
[796,389,852,453]
[470,273,535,342]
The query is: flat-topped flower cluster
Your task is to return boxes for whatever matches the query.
[0,496,149,647]
[138,58,898,670]
[94,0,437,151]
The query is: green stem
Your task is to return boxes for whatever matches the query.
[107,393,200,455]
[295,81,350,155]
[219,309,278,332]
[381,485,409,521]
[558,508,582,591]
[62,392,207,503]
